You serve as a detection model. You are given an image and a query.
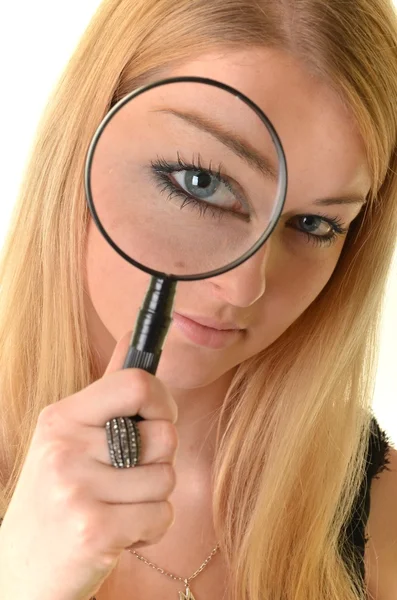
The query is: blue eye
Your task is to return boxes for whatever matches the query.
[287,214,349,247]
[171,169,246,215]
[178,170,220,199]
[150,154,250,221]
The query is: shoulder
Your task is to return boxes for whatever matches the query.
[365,439,397,599]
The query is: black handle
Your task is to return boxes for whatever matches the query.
[123,276,176,422]
[123,347,160,423]
[123,346,160,373]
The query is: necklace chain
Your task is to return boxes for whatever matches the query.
[90,543,220,598]
[128,542,220,584]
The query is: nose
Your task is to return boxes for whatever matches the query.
[207,241,270,307]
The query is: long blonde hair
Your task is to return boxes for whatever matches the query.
[0,1,396,599]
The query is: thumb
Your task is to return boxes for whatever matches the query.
[104,330,133,375]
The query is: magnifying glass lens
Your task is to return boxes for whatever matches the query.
[87,80,285,278]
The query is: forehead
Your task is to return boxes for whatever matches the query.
[166,48,372,200]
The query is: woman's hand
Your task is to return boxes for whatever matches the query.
[0,331,179,600]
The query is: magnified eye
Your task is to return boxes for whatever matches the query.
[150,155,250,221]
[171,169,245,214]
[175,170,221,199]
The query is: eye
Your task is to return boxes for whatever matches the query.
[297,215,334,236]
[286,214,349,247]
[150,154,251,220]
[177,170,220,199]
[171,169,245,215]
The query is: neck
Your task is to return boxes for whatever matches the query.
[167,370,235,470]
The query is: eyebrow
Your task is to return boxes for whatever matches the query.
[154,108,368,208]
[313,195,367,207]
[154,108,279,181]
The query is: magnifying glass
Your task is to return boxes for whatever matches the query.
[85,76,287,423]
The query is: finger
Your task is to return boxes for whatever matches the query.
[87,419,178,466]
[104,330,133,375]
[62,368,178,426]
[84,462,176,504]
[96,501,175,550]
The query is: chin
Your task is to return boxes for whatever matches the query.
[155,339,238,390]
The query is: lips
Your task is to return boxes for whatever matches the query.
[172,312,245,350]
[177,313,244,331]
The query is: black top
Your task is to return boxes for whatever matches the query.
[0,415,392,596]
[340,415,392,593]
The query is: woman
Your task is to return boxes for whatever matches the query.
[0,0,396,599]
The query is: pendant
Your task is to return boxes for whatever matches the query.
[178,579,196,600]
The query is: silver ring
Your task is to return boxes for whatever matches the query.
[105,417,141,468]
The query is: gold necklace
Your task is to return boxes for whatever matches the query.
[90,543,220,600]
[129,543,220,599]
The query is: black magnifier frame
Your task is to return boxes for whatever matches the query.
[85,76,288,282]
[84,76,288,390]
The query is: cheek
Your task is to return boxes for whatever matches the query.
[279,253,336,308]
[84,219,150,339]
[256,235,344,341]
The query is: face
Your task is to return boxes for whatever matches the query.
[84,47,371,390]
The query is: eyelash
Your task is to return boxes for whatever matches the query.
[150,154,349,246]
[150,152,236,220]
[287,214,349,247]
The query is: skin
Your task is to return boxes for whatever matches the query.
[84,47,375,598]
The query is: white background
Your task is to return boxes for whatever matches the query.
[1,2,396,444]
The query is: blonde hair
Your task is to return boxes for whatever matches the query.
[1,1,397,599]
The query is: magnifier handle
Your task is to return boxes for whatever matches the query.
[123,347,160,423]
[123,277,177,423]
[123,346,160,373]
